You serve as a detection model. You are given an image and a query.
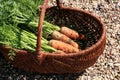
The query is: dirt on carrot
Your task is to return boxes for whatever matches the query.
[49,40,80,53]
[52,30,79,48]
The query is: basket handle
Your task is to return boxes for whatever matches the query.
[36,0,49,54]
[56,0,63,9]
[36,0,63,54]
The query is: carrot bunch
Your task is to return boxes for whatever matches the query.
[48,26,86,53]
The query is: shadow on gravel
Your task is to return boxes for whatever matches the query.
[0,54,85,80]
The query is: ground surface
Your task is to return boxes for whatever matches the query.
[0,0,120,80]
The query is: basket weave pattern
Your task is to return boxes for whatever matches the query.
[0,0,106,73]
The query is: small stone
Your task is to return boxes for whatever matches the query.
[35,75,41,79]
[114,63,120,66]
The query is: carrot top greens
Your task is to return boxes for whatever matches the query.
[0,0,61,60]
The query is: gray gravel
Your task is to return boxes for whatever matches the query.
[0,0,120,80]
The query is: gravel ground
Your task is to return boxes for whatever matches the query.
[0,0,120,80]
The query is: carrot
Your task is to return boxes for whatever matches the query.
[52,31,79,48]
[49,40,79,53]
[79,34,87,40]
[60,26,86,40]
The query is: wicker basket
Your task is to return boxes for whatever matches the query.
[0,0,106,73]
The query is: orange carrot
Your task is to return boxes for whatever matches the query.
[52,31,79,48]
[49,40,79,53]
[60,26,86,40]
